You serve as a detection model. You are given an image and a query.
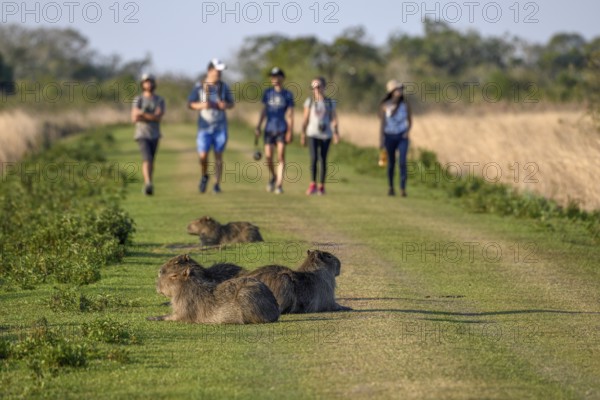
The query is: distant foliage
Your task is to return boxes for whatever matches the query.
[0,129,136,290]
[236,20,600,111]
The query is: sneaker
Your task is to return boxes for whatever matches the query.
[213,184,222,194]
[275,186,283,195]
[144,183,153,196]
[317,184,325,195]
[388,187,395,196]
[266,177,275,193]
[401,189,407,197]
[306,182,317,196]
[199,175,208,193]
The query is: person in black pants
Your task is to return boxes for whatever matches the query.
[379,79,412,197]
[301,77,340,195]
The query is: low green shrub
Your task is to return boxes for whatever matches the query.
[0,129,136,290]
[332,141,600,241]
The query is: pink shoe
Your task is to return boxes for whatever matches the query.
[318,184,325,195]
[306,182,317,195]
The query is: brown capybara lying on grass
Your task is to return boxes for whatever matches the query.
[147,255,279,324]
[244,250,351,314]
[187,216,264,247]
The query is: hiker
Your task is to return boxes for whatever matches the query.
[188,59,235,194]
[255,67,295,194]
[379,79,412,197]
[301,77,340,195]
[132,73,165,196]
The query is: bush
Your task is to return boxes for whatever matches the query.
[0,129,136,289]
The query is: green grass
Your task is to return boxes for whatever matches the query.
[1,120,599,399]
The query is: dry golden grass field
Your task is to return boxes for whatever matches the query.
[2,102,599,210]
[233,103,600,211]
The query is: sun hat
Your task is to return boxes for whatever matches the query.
[207,59,227,71]
[386,79,404,94]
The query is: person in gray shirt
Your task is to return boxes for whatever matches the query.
[131,73,165,196]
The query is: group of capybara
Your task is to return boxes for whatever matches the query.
[147,216,351,324]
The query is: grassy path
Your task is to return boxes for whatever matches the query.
[1,121,599,399]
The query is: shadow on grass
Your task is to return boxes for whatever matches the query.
[339,297,453,303]
[125,243,180,261]
[347,309,600,317]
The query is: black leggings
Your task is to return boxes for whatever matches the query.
[308,137,331,184]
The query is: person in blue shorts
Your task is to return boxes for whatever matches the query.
[255,67,295,194]
[188,59,235,194]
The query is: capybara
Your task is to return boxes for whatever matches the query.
[244,250,351,314]
[162,255,245,283]
[147,254,279,324]
[187,216,263,246]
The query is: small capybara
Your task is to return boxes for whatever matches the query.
[244,250,351,314]
[147,254,279,324]
[187,216,264,246]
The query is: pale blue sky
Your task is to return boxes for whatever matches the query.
[10,0,600,77]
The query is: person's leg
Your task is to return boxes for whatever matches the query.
[318,139,331,192]
[213,130,228,192]
[196,131,211,193]
[146,138,159,184]
[398,137,410,196]
[264,133,276,191]
[384,135,399,194]
[137,139,153,194]
[275,136,286,190]
[306,137,318,195]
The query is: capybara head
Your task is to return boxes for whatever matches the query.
[187,216,221,244]
[305,250,341,276]
[156,254,202,297]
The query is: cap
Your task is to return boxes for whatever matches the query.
[386,79,404,94]
[269,67,285,78]
[140,73,156,82]
[208,58,227,71]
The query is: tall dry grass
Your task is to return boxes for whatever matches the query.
[0,107,130,163]
[233,103,600,211]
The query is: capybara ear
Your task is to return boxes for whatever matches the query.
[306,250,312,256]
[204,216,210,221]
[184,254,190,261]
[183,267,191,279]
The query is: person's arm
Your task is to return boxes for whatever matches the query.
[379,104,386,148]
[188,83,212,111]
[301,101,310,147]
[404,100,412,139]
[285,105,294,144]
[331,107,340,145]
[131,98,140,123]
[255,106,266,137]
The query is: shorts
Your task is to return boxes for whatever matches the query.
[137,138,160,162]
[197,130,227,153]
[264,131,286,145]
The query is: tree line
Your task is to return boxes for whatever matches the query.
[1,20,599,114]
[235,20,600,112]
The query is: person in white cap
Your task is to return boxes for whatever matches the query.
[188,59,234,194]
[379,79,412,197]
[255,67,295,194]
[131,73,165,196]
